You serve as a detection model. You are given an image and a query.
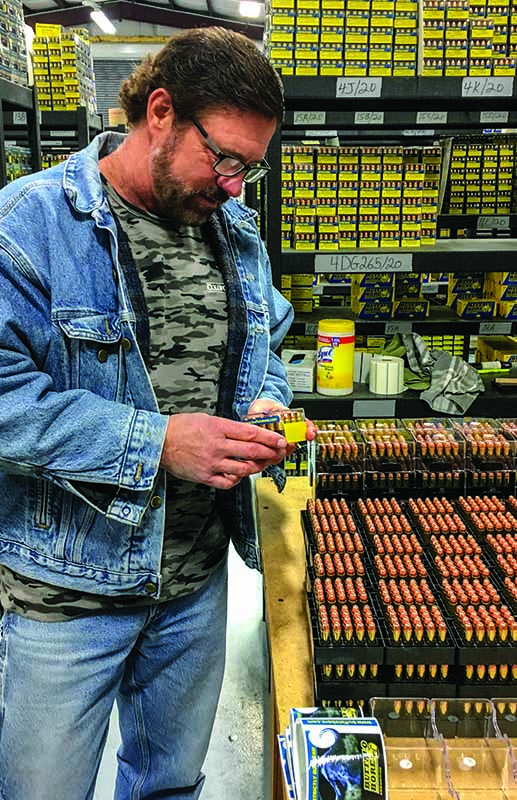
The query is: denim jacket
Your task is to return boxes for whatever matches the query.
[0,132,293,598]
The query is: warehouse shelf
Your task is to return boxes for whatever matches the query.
[281,75,517,111]
[295,378,517,419]
[0,79,40,186]
[289,303,517,338]
[40,108,102,150]
[280,238,517,274]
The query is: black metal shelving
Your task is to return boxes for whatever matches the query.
[264,76,517,416]
[40,108,102,152]
[0,78,40,186]
[296,378,517,419]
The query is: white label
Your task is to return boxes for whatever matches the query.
[353,399,396,416]
[385,321,413,334]
[479,321,513,334]
[477,215,510,231]
[12,111,27,125]
[305,130,337,137]
[336,77,382,98]
[416,111,448,124]
[462,76,514,97]
[315,252,413,273]
[306,323,319,335]
[480,111,509,123]
[293,111,326,125]
[402,129,435,137]
[354,111,385,125]
[313,285,323,295]
[49,130,71,137]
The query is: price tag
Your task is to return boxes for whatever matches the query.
[354,111,385,125]
[479,321,513,335]
[314,252,413,273]
[353,399,396,417]
[12,111,27,125]
[477,215,510,231]
[385,321,413,334]
[305,323,318,335]
[312,285,323,295]
[416,111,448,124]
[462,76,514,97]
[480,111,509,123]
[293,111,327,126]
[336,77,382,98]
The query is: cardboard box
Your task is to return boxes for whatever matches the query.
[281,350,317,391]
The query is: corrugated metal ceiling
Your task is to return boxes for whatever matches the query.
[22,0,264,39]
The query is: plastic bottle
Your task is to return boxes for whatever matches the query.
[316,319,355,396]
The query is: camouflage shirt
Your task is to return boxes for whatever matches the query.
[0,183,230,621]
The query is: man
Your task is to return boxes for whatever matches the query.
[0,27,313,799]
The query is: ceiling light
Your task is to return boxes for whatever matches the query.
[82,1,117,34]
[239,1,262,17]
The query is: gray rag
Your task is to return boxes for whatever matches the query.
[397,332,484,415]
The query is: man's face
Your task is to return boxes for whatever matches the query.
[150,108,276,226]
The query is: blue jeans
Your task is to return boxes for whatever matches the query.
[0,558,228,800]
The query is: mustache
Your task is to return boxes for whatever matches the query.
[199,186,229,204]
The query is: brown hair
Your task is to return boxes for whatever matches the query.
[119,27,284,126]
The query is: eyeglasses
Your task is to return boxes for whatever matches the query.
[191,117,271,184]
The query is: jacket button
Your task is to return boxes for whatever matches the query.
[150,495,162,509]
[144,581,157,594]
[97,349,108,362]
[121,337,132,351]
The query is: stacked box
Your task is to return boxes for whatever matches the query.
[0,0,28,87]
[33,24,96,113]
[485,271,517,319]
[282,142,443,250]
[5,143,32,182]
[443,135,517,215]
[62,29,97,113]
[265,0,418,74]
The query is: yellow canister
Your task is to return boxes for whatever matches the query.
[316,319,355,396]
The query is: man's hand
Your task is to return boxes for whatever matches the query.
[247,399,317,454]
[160,412,289,490]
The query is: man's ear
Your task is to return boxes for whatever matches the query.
[147,88,174,133]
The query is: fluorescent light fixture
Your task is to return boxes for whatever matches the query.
[90,8,117,34]
[239,1,262,17]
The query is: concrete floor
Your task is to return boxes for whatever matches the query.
[94,544,268,799]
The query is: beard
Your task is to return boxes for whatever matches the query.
[150,138,229,226]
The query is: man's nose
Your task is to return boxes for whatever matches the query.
[216,173,245,198]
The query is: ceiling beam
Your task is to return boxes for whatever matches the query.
[24,0,264,39]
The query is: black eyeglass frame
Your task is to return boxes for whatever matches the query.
[191,117,271,184]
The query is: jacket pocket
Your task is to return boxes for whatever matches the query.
[57,313,128,402]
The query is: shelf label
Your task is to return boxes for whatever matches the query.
[305,323,318,336]
[462,76,514,97]
[12,111,27,125]
[305,130,337,138]
[385,321,413,335]
[354,111,385,125]
[479,321,513,335]
[314,252,413,273]
[336,77,382,98]
[353,399,397,417]
[402,129,435,136]
[477,215,510,231]
[480,110,509,123]
[293,111,326,125]
[416,111,448,124]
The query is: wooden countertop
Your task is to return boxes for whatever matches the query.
[256,475,314,732]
